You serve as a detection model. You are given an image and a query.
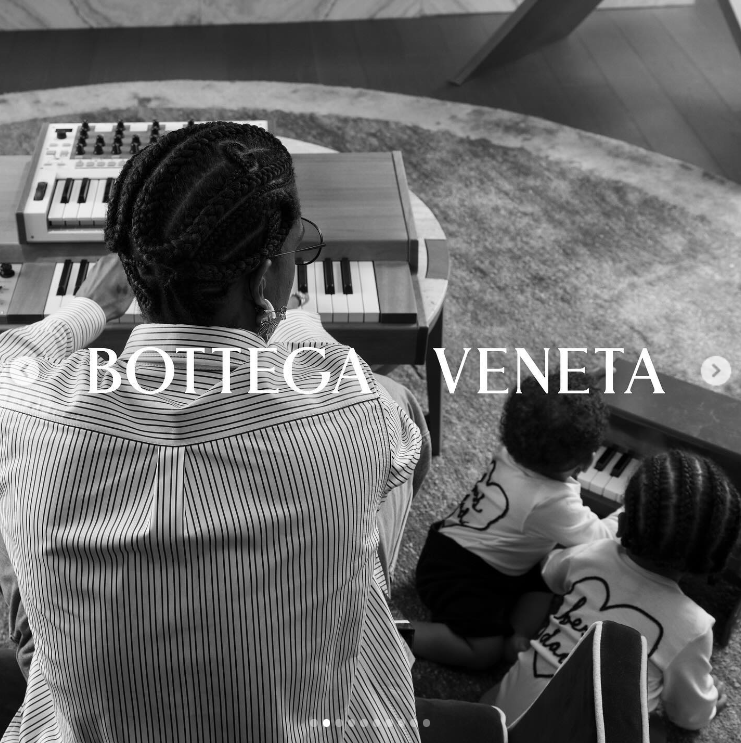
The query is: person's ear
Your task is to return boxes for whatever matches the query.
[248,258,274,311]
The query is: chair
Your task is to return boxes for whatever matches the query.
[507,620,649,743]
[416,620,649,743]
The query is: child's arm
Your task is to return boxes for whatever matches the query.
[539,544,589,594]
[661,628,720,730]
[529,495,620,548]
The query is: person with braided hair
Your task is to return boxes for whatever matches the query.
[486,449,740,736]
[0,122,431,743]
[412,371,620,670]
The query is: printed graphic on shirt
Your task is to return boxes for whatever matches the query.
[447,460,509,531]
[532,576,664,678]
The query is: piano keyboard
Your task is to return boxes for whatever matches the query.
[47,177,114,229]
[0,259,418,326]
[578,444,642,514]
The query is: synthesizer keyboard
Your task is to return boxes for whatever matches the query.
[17,120,268,243]
[0,258,417,325]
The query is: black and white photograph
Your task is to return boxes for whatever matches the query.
[0,1,740,741]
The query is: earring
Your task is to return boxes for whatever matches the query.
[255,298,287,342]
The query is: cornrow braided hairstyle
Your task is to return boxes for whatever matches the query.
[105,121,299,324]
[622,450,741,575]
[499,371,608,473]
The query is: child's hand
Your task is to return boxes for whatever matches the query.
[713,677,728,713]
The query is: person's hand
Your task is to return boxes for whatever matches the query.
[76,255,134,322]
[714,678,728,713]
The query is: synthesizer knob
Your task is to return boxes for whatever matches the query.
[129,142,140,155]
[0,264,15,279]
[151,119,159,128]
[80,120,90,132]
[116,119,125,130]
[187,119,195,127]
[94,143,104,155]
[113,133,123,145]
[111,142,122,155]
[56,130,67,140]
[131,134,141,145]
[95,134,105,146]
[77,132,87,144]
[76,143,85,155]
[149,134,159,144]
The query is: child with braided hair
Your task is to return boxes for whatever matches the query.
[413,371,621,669]
[486,449,740,734]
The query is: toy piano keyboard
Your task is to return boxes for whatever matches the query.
[581,359,741,645]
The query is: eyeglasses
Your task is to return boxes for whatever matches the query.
[276,217,326,265]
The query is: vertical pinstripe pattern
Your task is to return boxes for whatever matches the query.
[0,300,421,743]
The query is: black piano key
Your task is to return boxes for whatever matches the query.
[57,260,73,296]
[341,257,353,294]
[609,451,632,478]
[61,178,73,204]
[594,446,617,472]
[297,264,308,293]
[102,178,114,203]
[78,178,90,203]
[323,258,335,295]
[74,259,89,295]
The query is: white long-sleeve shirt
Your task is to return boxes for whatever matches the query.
[439,448,619,575]
[0,301,422,743]
[495,539,718,730]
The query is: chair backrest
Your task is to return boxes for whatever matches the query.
[507,620,649,743]
[415,697,507,743]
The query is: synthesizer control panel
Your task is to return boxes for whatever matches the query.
[17,120,268,244]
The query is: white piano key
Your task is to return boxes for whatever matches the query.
[44,262,66,316]
[330,262,349,323]
[589,450,625,497]
[47,180,67,226]
[62,180,83,226]
[577,445,607,491]
[357,261,380,323]
[313,263,332,323]
[91,180,110,224]
[603,457,642,504]
[76,179,101,225]
[304,263,318,315]
[347,262,365,323]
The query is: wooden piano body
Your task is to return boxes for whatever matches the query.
[581,358,741,645]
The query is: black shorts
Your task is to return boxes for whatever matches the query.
[415,522,550,638]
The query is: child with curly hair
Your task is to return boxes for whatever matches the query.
[413,371,620,669]
[484,449,740,733]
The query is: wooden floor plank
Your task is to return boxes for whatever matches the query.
[309,21,370,90]
[575,10,723,173]
[1,4,741,181]
[658,0,741,115]
[267,23,319,83]
[611,10,741,180]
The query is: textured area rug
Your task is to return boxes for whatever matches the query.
[1,81,740,742]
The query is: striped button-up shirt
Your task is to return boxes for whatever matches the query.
[0,299,421,743]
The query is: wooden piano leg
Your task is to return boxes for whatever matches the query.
[426,308,444,456]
